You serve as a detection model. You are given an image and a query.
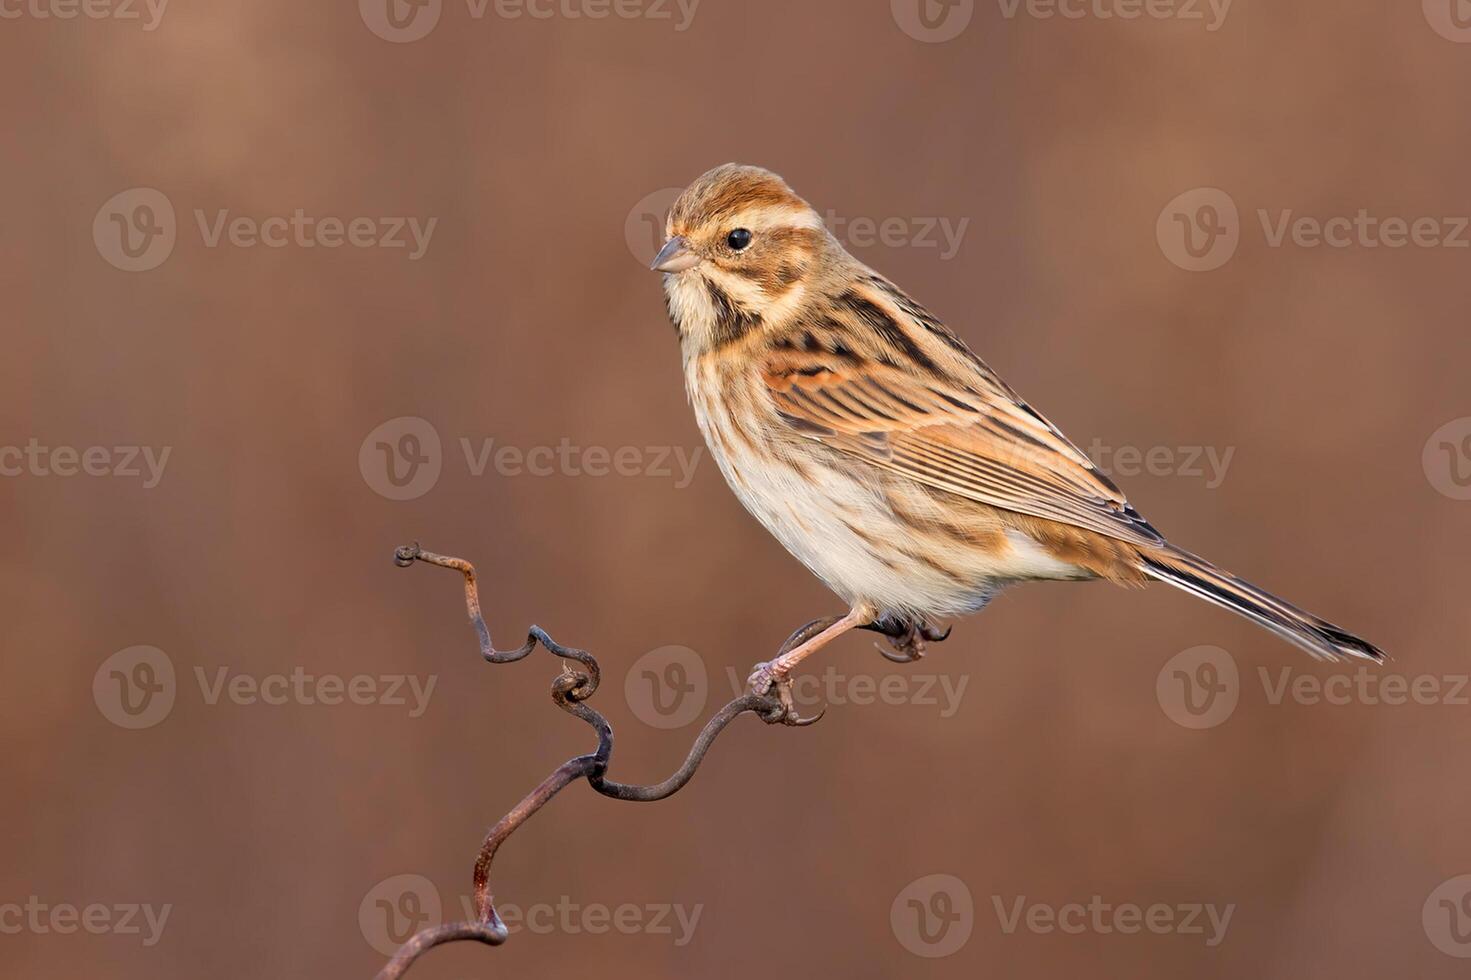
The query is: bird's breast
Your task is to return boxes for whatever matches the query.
[682,357,1017,618]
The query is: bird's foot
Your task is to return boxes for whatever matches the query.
[863,617,952,664]
[747,661,824,727]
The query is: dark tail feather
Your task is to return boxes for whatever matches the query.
[1140,547,1385,664]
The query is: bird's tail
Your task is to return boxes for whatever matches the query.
[1138,546,1384,664]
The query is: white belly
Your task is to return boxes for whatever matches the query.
[685,359,1093,619]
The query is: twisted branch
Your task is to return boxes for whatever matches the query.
[373,543,810,980]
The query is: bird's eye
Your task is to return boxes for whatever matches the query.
[726,228,753,251]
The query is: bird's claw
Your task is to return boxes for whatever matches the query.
[867,619,952,664]
[747,661,824,727]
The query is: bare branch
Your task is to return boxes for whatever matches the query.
[374,543,808,979]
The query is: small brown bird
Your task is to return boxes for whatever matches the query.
[652,164,1382,718]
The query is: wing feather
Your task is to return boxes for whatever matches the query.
[764,282,1164,548]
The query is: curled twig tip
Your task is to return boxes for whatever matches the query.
[378,543,818,978]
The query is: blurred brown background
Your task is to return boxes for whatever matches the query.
[3,1,1470,977]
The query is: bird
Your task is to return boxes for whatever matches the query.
[650,163,1383,722]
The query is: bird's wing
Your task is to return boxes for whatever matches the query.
[762,282,1165,548]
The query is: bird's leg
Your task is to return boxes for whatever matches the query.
[777,616,844,656]
[748,607,870,726]
[861,617,953,664]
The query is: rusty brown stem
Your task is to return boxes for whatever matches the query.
[376,543,798,979]
[373,921,507,980]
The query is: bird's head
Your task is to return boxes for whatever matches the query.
[653,164,841,354]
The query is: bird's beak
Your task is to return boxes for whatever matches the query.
[650,236,702,273]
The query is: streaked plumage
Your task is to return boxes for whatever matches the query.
[653,164,1382,698]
